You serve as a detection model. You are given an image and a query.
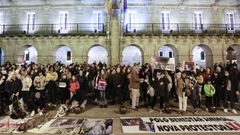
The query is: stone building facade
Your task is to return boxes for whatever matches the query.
[0,0,239,68]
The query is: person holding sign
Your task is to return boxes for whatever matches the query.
[95,69,108,108]
[177,71,190,115]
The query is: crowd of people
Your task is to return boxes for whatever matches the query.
[0,61,239,118]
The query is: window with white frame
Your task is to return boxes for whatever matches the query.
[161,11,170,31]
[226,12,235,31]
[194,11,203,31]
[59,11,68,33]
[0,13,4,34]
[93,11,103,32]
[27,12,36,33]
[126,11,136,32]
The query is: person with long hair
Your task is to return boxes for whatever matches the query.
[177,71,190,115]
[46,66,58,106]
[95,69,108,108]
[68,75,80,99]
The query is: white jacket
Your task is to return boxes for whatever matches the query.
[21,76,32,91]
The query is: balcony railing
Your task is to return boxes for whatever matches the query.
[0,23,106,36]
[124,23,240,36]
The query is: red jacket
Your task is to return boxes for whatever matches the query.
[68,81,80,93]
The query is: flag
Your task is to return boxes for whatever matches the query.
[109,0,112,13]
[105,0,112,13]
[123,0,127,12]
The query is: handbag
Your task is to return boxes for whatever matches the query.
[147,86,155,97]
[97,80,107,91]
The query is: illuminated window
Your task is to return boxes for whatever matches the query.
[0,13,3,34]
[161,11,170,31]
[226,12,235,31]
[59,11,68,33]
[27,12,36,33]
[93,11,103,32]
[194,11,203,31]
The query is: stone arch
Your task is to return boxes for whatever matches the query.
[87,45,108,64]
[0,48,4,65]
[53,45,72,65]
[226,44,240,68]
[192,44,213,68]
[158,44,179,65]
[122,44,144,66]
[17,45,38,64]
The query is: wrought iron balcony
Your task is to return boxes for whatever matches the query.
[124,23,240,36]
[0,23,106,36]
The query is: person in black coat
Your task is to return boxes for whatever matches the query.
[112,67,124,105]
[230,65,239,103]
[139,67,149,107]
[76,69,88,110]
[222,70,238,114]
[5,72,23,113]
[151,71,170,113]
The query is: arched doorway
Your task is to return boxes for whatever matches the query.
[17,45,38,64]
[192,44,213,68]
[0,48,4,65]
[122,45,143,66]
[87,45,108,64]
[54,45,72,65]
[159,44,179,65]
[226,44,240,68]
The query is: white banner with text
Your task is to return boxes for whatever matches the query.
[121,116,240,133]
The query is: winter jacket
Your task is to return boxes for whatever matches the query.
[177,78,190,97]
[46,72,58,82]
[68,81,80,93]
[204,84,216,97]
[5,79,22,94]
[34,75,47,91]
[129,70,140,89]
[21,76,32,91]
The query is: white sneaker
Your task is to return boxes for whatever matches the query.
[39,112,43,116]
[149,109,154,113]
[30,111,35,117]
[232,109,238,115]
[224,108,228,113]
[206,108,209,112]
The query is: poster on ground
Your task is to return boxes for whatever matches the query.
[121,116,240,134]
[0,116,28,133]
[28,118,113,135]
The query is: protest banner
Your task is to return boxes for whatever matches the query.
[28,118,113,134]
[151,57,175,71]
[121,116,240,134]
[183,61,196,71]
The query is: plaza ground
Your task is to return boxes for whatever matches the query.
[1,100,240,135]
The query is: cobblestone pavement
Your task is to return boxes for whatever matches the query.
[2,100,240,135]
